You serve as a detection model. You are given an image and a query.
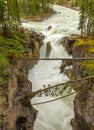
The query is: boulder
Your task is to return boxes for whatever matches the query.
[60,60,72,73]
[46,41,52,57]
[48,26,52,31]
[62,36,76,55]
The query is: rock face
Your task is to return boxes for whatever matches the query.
[68,39,94,130]
[46,41,52,57]
[62,36,76,55]
[60,35,80,73]
[60,60,72,73]
[6,65,37,130]
[0,32,44,130]
[62,36,94,130]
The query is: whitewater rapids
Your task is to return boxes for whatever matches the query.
[23,5,80,130]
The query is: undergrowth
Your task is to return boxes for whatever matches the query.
[0,34,26,85]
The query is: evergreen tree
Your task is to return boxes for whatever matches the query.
[0,0,20,37]
[18,0,51,16]
[79,0,94,36]
[0,0,5,28]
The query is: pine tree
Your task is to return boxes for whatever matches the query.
[0,0,5,28]
[18,0,50,16]
[79,0,94,36]
[0,0,20,37]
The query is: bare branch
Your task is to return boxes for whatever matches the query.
[32,92,75,105]
[24,58,94,61]
[32,76,94,105]
[34,76,94,96]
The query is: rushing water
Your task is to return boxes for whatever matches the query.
[23,5,80,130]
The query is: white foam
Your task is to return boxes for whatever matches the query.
[28,5,80,130]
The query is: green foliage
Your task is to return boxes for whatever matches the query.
[0,35,25,85]
[76,38,94,46]
[14,35,26,44]
[82,60,94,77]
[0,36,24,57]
[0,54,9,67]
[79,0,94,36]
[0,0,6,25]
[76,37,94,56]
[18,0,51,17]
[0,0,20,37]
[0,54,10,85]
[0,0,26,85]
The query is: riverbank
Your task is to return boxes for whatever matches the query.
[22,5,79,23]
[22,9,56,22]
[61,35,94,130]
[0,31,44,130]
[62,5,80,11]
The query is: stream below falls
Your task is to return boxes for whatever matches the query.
[23,4,80,130]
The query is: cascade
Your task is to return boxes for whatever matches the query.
[23,5,80,130]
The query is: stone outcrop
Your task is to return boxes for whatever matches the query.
[72,43,94,130]
[0,31,44,130]
[46,41,52,57]
[60,35,80,73]
[62,35,79,55]
[63,36,94,130]
[60,60,72,73]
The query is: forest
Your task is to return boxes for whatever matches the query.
[0,0,94,130]
[0,0,94,36]
[0,0,94,85]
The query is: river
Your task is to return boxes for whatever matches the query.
[23,4,80,130]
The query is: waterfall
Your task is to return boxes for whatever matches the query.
[24,5,80,130]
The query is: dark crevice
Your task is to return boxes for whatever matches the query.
[16,117,27,130]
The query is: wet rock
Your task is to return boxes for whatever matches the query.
[48,26,52,31]
[30,31,44,44]
[46,41,52,57]
[62,35,80,55]
[62,36,76,55]
[24,31,44,69]
[65,68,73,79]
[73,45,85,58]
[0,31,44,130]
[6,65,38,130]
[70,39,94,130]
[29,32,44,54]
[73,88,94,130]
[62,34,94,130]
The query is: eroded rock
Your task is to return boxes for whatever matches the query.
[0,31,44,130]
[62,36,75,54]
[46,41,52,57]
[71,39,94,130]
[60,60,72,73]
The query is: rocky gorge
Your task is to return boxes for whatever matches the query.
[20,4,94,130]
[61,36,94,130]
[0,4,94,130]
[0,31,44,130]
